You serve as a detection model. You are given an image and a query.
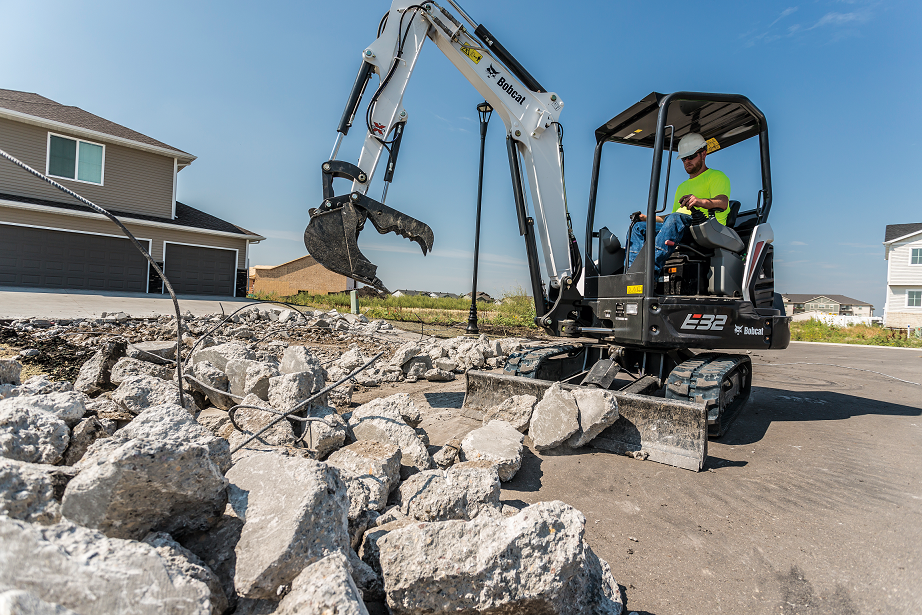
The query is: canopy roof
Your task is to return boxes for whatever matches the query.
[595,92,764,152]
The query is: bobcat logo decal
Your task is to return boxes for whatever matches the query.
[486,64,499,79]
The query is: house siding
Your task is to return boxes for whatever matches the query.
[0,204,248,268]
[0,116,175,219]
[250,256,348,295]
[886,237,922,285]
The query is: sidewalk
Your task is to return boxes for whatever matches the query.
[0,286,254,320]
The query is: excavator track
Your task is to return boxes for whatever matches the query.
[665,354,752,437]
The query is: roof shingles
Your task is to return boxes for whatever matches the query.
[0,89,191,157]
[885,223,922,243]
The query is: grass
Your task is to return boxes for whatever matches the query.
[247,286,538,329]
[790,319,922,348]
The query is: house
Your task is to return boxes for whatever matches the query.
[781,294,873,317]
[248,255,352,296]
[883,222,922,327]
[0,89,264,296]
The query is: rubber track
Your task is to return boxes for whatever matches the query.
[666,354,751,437]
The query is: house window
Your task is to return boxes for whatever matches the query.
[909,291,922,308]
[47,134,104,185]
[912,248,922,265]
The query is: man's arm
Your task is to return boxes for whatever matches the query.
[679,194,728,211]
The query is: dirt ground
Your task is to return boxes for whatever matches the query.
[358,342,922,615]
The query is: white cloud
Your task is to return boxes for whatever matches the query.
[770,6,799,27]
[791,241,807,246]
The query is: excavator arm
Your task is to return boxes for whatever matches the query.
[305,0,577,302]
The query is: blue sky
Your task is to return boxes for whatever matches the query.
[2,0,919,312]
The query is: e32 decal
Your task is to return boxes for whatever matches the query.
[680,313,727,331]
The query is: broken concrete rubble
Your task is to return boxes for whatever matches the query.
[276,552,370,615]
[300,405,347,458]
[190,360,235,410]
[530,382,581,451]
[142,531,230,615]
[190,341,256,372]
[0,459,76,524]
[0,516,218,615]
[433,436,461,469]
[73,338,126,395]
[326,439,401,511]
[394,463,501,522]
[225,452,351,600]
[61,417,107,465]
[0,405,70,464]
[377,500,623,615]
[0,359,21,386]
[0,590,79,614]
[226,358,279,400]
[62,437,227,540]
[109,356,173,385]
[483,393,536,433]
[569,388,620,448]
[112,374,197,416]
[0,391,85,427]
[461,419,525,481]
[114,403,232,473]
[126,340,177,364]
[349,395,432,474]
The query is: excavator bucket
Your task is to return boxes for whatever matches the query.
[304,193,434,293]
[464,371,708,471]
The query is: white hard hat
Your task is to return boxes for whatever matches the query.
[677,132,707,160]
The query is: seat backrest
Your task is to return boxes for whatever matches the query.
[725,200,742,228]
[689,217,746,253]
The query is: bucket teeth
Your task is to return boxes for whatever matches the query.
[304,193,433,293]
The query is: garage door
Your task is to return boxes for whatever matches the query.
[164,243,236,296]
[0,224,149,292]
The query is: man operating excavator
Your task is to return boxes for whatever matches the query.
[626,132,731,273]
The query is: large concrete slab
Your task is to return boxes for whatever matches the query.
[0,287,253,319]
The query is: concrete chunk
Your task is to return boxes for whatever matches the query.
[568,388,620,448]
[0,391,85,427]
[461,419,525,481]
[276,552,369,615]
[226,452,351,600]
[0,459,76,524]
[326,439,402,511]
[73,339,126,395]
[0,590,79,615]
[483,394,536,433]
[62,417,108,465]
[62,438,228,540]
[190,342,256,372]
[394,464,501,522]
[349,396,432,473]
[226,359,279,400]
[0,359,22,386]
[377,501,623,615]
[110,357,173,385]
[115,403,232,473]
[190,361,234,410]
[0,516,217,615]
[127,340,178,365]
[0,406,69,464]
[112,374,197,416]
[529,382,580,451]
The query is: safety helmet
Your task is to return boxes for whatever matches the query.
[677,132,707,160]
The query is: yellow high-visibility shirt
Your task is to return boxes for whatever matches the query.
[672,168,732,225]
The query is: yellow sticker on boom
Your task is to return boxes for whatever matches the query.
[460,45,482,64]
[627,285,643,294]
[706,138,720,153]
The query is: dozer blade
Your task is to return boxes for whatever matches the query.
[464,371,708,471]
[304,193,434,293]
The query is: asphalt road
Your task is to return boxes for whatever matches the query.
[369,341,922,615]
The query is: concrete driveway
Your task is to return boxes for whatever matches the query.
[0,286,255,319]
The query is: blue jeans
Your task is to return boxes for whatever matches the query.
[626,213,692,274]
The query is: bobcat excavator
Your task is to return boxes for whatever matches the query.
[304,0,791,471]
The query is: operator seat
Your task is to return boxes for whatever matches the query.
[595,226,625,276]
[675,200,747,296]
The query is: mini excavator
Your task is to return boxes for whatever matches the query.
[304,0,791,471]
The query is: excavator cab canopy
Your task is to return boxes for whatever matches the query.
[595,91,763,152]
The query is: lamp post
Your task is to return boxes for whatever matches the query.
[466,101,493,335]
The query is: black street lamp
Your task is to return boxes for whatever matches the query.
[467,101,493,335]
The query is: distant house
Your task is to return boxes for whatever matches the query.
[0,89,264,296]
[781,294,873,317]
[249,255,353,296]
[883,223,922,327]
